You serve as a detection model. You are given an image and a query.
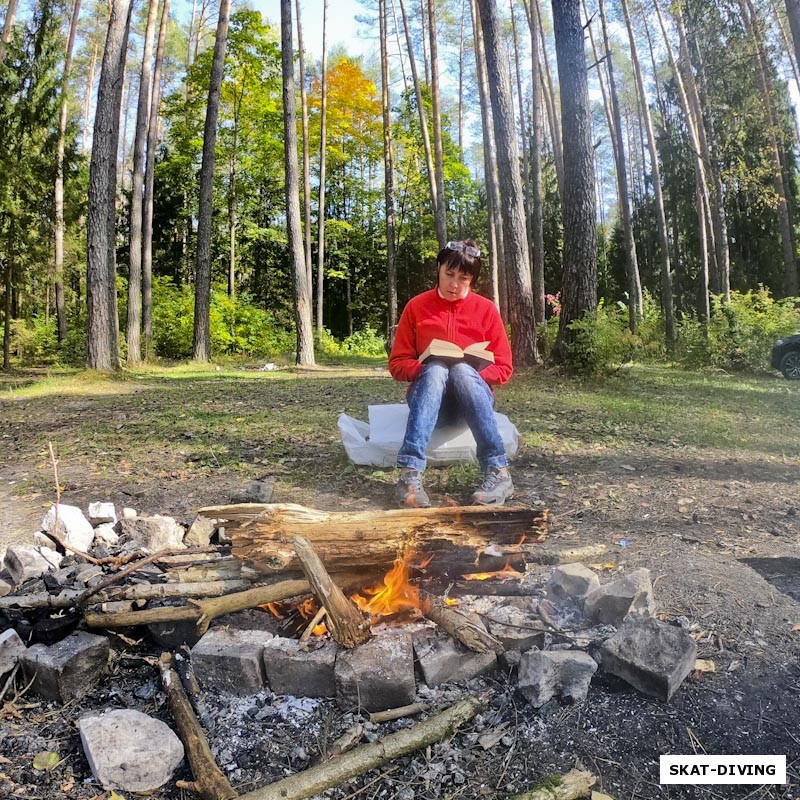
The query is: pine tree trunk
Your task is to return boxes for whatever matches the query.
[86,0,132,371]
[471,0,504,308]
[379,0,398,342]
[476,0,537,366]
[597,0,642,330]
[620,0,674,346]
[3,260,10,370]
[536,0,563,202]
[316,0,328,333]
[82,42,98,155]
[399,0,443,248]
[142,0,169,360]
[785,0,800,84]
[193,0,231,362]
[126,0,159,366]
[427,0,448,247]
[295,0,313,295]
[509,0,530,258]
[55,0,82,344]
[281,0,315,365]
[551,0,597,356]
[0,0,18,63]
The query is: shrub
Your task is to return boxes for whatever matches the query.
[563,301,641,373]
[342,327,386,356]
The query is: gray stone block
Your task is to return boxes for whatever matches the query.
[584,568,656,626]
[79,709,184,793]
[485,606,547,652]
[518,650,598,707]
[191,627,274,695]
[0,579,11,597]
[4,545,62,585]
[42,504,95,552]
[0,628,26,676]
[93,523,119,546]
[87,502,117,525]
[184,515,216,547]
[20,631,109,702]
[335,633,416,712]
[599,616,697,701]
[413,627,496,687]
[263,637,337,697]
[119,515,185,552]
[546,563,600,605]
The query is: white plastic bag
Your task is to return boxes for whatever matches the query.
[338,403,520,467]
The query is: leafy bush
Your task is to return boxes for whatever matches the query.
[342,327,386,356]
[563,301,641,373]
[11,316,59,364]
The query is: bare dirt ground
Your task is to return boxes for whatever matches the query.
[1,365,799,799]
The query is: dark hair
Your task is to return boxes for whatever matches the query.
[436,239,482,284]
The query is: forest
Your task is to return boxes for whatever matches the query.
[1,0,800,372]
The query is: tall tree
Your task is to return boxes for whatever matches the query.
[427,0,447,246]
[86,0,133,370]
[192,0,231,362]
[785,0,800,82]
[536,0,563,202]
[598,0,642,329]
[620,0,674,345]
[476,0,537,365]
[126,0,159,366]
[316,0,328,332]
[54,0,82,343]
[142,0,169,358]
[551,0,597,355]
[295,0,312,294]
[379,0,398,340]
[280,0,314,364]
[0,0,18,63]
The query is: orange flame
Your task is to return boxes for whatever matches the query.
[312,623,328,636]
[462,560,522,581]
[262,602,286,618]
[351,549,426,620]
[444,597,460,606]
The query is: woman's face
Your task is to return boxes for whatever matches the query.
[437,262,473,302]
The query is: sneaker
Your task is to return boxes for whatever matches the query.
[395,469,431,508]
[472,467,514,506]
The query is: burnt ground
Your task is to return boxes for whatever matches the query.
[0,364,799,799]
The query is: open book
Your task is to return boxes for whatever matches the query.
[418,338,495,371]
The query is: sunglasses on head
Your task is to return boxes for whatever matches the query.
[445,241,481,258]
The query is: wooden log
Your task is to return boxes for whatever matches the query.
[368,703,428,724]
[158,653,237,800]
[237,695,485,800]
[422,595,504,655]
[0,579,251,610]
[507,769,597,800]
[198,503,546,578]
[291,536,371,649]
[528,543,609,566]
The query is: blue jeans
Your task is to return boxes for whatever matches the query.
[397,361,508,473]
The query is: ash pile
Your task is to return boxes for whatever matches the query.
[0,499,702,800]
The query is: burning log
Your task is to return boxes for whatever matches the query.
[236,695,486,800]
[158,653,237,800]
[291,536,371,649]
[422,595,504,654]
[198,503,546,580]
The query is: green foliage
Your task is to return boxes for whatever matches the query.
[677,288,800,372]
[152,277,294,359]
[314,326,386,358]
[563,302,642,373]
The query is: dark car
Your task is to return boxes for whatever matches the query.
[771,334,800,379]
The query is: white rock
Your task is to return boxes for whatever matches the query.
[88,502,117,525]
[33,531,56,548]
[121,507,137,520]
[119,515,185,551]
[42,504,94,552]
[0,579,11,597]
[4,545,62,584]
[79,709,184,792]
[0,629,26,676]
[93,523,119,546]
[184,515,216,547]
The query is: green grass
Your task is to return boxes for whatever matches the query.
[1,361,798,507]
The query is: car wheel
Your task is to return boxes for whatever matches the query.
[780,349,800,380]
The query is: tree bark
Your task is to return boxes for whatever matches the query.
[551,0,597,356]
[0,0,18,63]
[295,0,313,296]
[86,0,132,371]
[619,0,674,346]
[476,0,538,366]
[786,0,800,90]
[509,0,531,262]
[427,0,448,247]
[316,0,328,333]
[54,0,82,344]
[536,0,563,202]
[126,0,159,366]
[82,42,98,155]
[379,0,398,341]
[193,0,231,362]
[142,0,169,359]
[281,0,315,365]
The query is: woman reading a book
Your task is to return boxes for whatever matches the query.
[388,240,514,508]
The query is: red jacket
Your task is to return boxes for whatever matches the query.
[388,288,513,386]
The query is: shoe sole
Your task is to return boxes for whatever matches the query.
[472,492,514,506]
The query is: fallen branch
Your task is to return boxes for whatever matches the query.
[237,695,485,800]
[368,703,428,724]
[158,653,237,800]
[506,769,597,800]
[291,536,370,649]
[0,579,250,611]
[423,595,504,655]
